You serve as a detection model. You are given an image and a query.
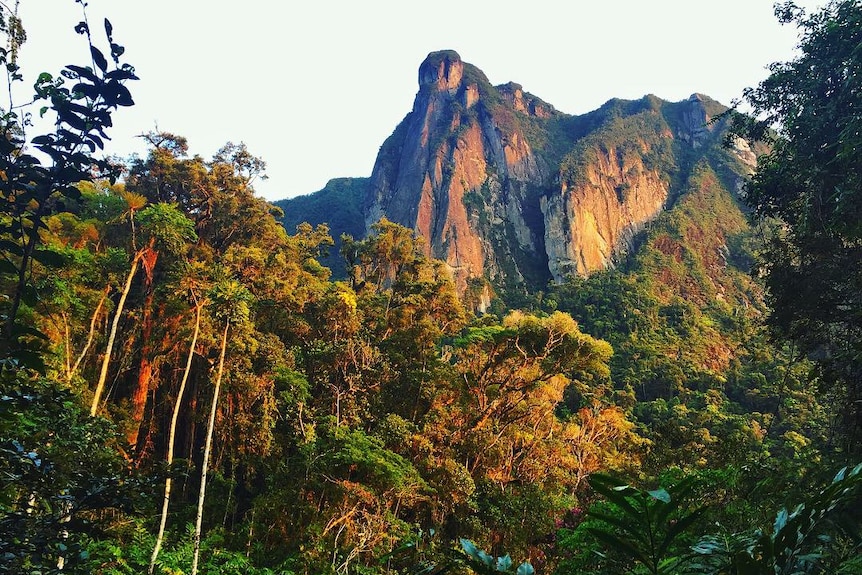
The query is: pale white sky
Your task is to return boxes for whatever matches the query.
[14,1,823,201]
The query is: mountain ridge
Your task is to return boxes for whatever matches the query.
[276,50,756,307]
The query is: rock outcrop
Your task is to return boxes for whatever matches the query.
[541,142,670,281]
[365,51,554,296]
[287,51,753,306]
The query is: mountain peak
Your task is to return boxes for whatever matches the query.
[287,51,748,308]
[418,50,464,92]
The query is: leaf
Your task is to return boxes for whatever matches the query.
[87,133,104,150]
[0,260,17,275]
[0,240,24,256]
[65,64,97,81]
[90,46,108,72]
[106,68,135,81]
[648,488,671,503]
[460,538,479,560]
[774,507,789,534]
[587,509,650,542]
[658,506,708,557]
[586,526,652,567]
[110,43,125,60]
[655,476,699,526]
[104,18,113,39]
[589,473,640,515]
[516,563,534,575]
[496,555,513,572]
[113,83,134,107]
[11,324,49,341]
[10,349,46,373]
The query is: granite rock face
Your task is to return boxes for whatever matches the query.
[365,51,553,296]
[293,51,753,305]
[541,141,670,281]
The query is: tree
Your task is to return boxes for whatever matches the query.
[124,202,197,445]
[89,192,146,416]
[691,463,862,574]
[148,288,203,574]
[730,0,862,452]
[88,200,196,421]
[0,375,143,574]
[191,277,252,575]
[415,311,629,560]
[0,4,137,367]
[0,5,142,572]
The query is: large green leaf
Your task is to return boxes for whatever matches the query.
[585,526,653,567]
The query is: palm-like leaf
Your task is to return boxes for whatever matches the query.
[586,473,707,575]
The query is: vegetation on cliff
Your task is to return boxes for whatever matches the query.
[1,1,860,574]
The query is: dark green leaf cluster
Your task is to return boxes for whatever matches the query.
[729,0,862,450]
[565,464,862,575]
[0,4,136,367]
[583,474,707,574]
[0,373,148,574]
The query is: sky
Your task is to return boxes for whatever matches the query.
[14,1,824,201]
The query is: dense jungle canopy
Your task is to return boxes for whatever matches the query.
[1,2,861,574]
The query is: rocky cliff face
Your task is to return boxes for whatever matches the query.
[541,142,670,281]
[291,51,752,305]
[365,51,556,305]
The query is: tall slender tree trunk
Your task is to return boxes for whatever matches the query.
[129,245,159,446]
[191,320,230,575]
[91,253,140,416]
[68,286,109,382]
[149,300,202,575]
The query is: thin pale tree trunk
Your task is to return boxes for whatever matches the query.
[68,287,109,383]
[149,299,202,575]
[91,253,140,416]
[191,320,230,575]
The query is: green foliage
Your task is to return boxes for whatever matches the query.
[2,2,859,574]
[563,464,861,575]
[690,463,862,574]
[729,0,862,452]
[316,422,427,497]
[0,373,146,574]
[581,474,707,575]
[275,178,368,278]
[206,277,253,325]
[82,522,294,575]
[0,2,136,368]
[384,533,534,575]
[136,203,197,256]
[557,93,698,195]
[550,160,833,478]
[459,538,534,575]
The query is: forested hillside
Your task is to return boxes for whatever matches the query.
[1,2,860,575]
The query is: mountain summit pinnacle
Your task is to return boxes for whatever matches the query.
[418,50,464,92]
